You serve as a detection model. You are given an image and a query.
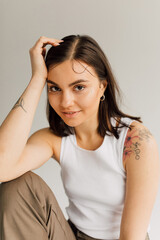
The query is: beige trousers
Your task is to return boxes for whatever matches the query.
[0,171,150,240]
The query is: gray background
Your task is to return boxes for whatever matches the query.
[0,0,160,239]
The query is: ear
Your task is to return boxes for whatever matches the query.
[99,79,108,91]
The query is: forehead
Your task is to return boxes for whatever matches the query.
[48,59,98,79]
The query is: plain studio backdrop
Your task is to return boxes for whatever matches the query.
[0,0,160,239]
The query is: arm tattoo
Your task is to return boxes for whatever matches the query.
[12,97,27,113]
[138,128,152,141]
[123,127,152,161]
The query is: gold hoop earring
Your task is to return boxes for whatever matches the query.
[100,94,105,101]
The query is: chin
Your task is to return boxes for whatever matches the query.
[62,118,82,128]
[64,121,80,128]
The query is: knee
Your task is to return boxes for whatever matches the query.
[0,171,40,209]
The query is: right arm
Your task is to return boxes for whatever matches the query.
[0,36,63,182]
[1,127,57,182]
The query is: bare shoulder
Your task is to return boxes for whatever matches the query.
[126,121,154,146]
[123,120,158,171]
[29,127,62,163]
[120,121,160,237]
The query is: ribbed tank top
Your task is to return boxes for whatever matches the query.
[60,117,151,240]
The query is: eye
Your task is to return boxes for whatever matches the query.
[48,86,61,92]
[74,85,85,91]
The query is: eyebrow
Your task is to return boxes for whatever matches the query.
[46,79,90,87]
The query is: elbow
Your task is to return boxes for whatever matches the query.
[0,151,6,182]
[0,164,9,182]
[0,168,15,183]
[0,152,14,182]
[0,167,8,183]
[0,153,25,182]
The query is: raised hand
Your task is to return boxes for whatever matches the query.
[29,36,63,82]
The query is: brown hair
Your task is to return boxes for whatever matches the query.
[45,34,142,139]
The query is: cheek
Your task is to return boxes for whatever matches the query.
[79,88,100,107]
[48,96,58,110]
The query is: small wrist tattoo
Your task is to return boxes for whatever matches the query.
[12,97,27,113]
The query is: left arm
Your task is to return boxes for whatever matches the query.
[119,121,160,240]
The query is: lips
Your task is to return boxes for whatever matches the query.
[62,110,81,118]
[62,111,80,114]
[63,111,77,114]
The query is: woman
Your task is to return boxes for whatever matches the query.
[0,35,159,240]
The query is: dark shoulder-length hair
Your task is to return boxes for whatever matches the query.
[45,34,142,139]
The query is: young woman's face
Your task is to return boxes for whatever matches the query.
[47,60,107,128]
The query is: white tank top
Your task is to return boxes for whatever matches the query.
[60,117,151,239]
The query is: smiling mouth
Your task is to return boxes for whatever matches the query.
[62,111,81,117]
[63,111,78,114]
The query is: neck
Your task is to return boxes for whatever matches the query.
[74,119,100,142]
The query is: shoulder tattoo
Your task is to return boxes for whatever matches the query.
[123,127,152,161]
[12,97,27,113]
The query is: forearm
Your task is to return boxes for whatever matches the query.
[0,77,45,169]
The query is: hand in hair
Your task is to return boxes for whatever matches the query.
[29,36,63,82]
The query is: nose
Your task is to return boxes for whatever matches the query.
[60,91,75,109]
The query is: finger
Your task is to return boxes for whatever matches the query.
[39,36,64,44]
[42,48,46,58]
[42,41,61,48]
[38,37,64,49]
